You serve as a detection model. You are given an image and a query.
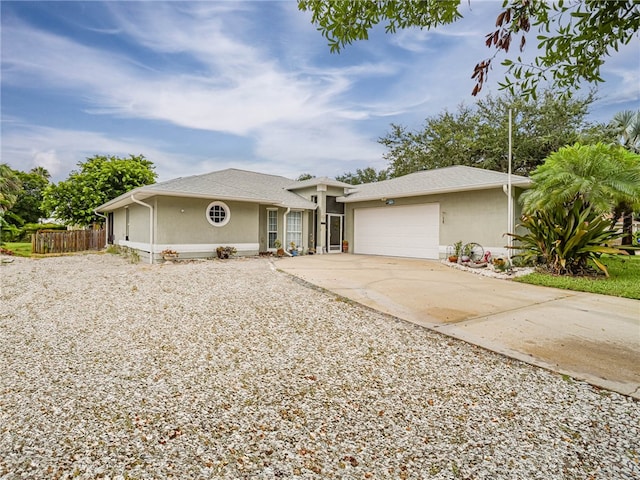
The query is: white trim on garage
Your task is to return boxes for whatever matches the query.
[354,203,440,259]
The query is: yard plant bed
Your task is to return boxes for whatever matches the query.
[1,254,638,479]
[515,255,640,300]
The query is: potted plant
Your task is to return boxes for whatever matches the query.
[342,239,349,253]
[161,249,179,261]
[491,256,511,272]
[274,239,285,257]
[289,241,298,256]
[216,246,237,259]
[461,242,473,263]
[448,241,462,263]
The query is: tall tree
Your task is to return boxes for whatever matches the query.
[0,164,22,215]
[43,155,157,226]
[521,143,640,245]
[29,166,51,180]
[380,90,596,177]
[380,108,480,178]
[335,167,388,185]
[10,168,51,225]
[299,0,640,98]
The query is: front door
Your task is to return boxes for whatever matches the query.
[327,214,343,253]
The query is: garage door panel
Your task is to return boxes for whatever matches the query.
[354,204,439,259]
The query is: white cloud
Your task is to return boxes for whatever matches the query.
[1,4,397,180]
[1,4,394,145]
[2,0,638,184]
[589,42,640,115]
[254,120,385,174]
[2,123,200,182]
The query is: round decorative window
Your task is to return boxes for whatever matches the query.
[206,201,230,227]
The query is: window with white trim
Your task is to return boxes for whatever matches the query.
[206,201,230,227]
[286,211,302,249]
[267,209,278,249]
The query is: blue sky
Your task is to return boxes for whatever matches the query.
[2,1,639,183]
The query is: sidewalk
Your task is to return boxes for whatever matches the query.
[277,254,640,399]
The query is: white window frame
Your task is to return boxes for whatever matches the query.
[206,201,231,227]
[286,210,303,249]
[267,209,278,249]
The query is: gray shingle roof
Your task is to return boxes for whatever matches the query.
[97,169,317,211]
[286,176,353,190]
[97,165,531,212]
[339,165,531,203]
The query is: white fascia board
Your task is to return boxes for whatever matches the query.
[96,188,147,211]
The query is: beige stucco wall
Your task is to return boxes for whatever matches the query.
[110,196,316,259]
[123,203,151,243]
[154,196,259,244]
[343,187,526,255]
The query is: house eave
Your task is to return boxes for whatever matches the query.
[97,189,316,212]
[337,180,531,203]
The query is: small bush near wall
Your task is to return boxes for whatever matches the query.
[216,246,237,259]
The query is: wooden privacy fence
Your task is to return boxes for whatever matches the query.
[32,229,106,254]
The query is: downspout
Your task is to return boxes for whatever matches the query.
[93,209,108,248]
[506,108,514,260]
[130,194,154,264]
[282,207,292,257]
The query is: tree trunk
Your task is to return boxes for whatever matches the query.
[612,203,634,246]
[621,209,633,246]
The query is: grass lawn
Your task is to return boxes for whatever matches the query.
[515,254,640,300]
[1,242,32,257]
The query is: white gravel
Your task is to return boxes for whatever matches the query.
[441,260,535,279]
[1,253,638,479]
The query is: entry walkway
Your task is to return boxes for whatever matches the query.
[277,254,640,399]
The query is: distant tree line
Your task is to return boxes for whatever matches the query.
[0,154,157,241]
[335,91,636,184]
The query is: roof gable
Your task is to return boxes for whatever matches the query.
[97,168,317,211]
[286,176,353,191]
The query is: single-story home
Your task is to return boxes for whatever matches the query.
[96,166,531,263]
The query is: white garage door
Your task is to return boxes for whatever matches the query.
[354,203,440,259]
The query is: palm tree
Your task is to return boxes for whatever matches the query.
[30,166,51,179]
[521,143,640,245]
[611,110,640,153]
[0,164,22,214]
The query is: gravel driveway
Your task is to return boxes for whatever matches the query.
[1,254,638,479]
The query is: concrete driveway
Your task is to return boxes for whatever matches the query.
[277,254,640,399]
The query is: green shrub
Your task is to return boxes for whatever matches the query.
[21,223,66,240]
[508,198,627,277]
[2,223,67,242]
[106,245,121,255]
[0,223,21,242]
